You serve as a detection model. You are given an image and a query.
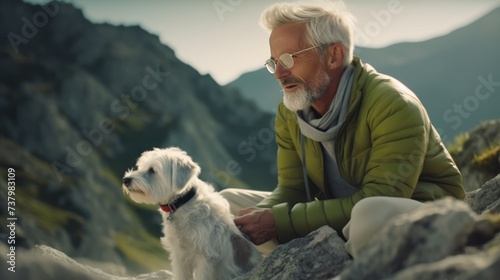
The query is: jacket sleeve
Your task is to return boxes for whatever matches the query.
[262,82,435,244]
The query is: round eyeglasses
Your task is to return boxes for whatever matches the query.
[264,45,320,74]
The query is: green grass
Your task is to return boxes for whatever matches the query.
[473,143,500,171]
[114,197,169,273]
[114,230,170,273]
[446,132,470,157]
[16,186,84,232]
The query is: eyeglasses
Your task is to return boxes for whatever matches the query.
[264,45,320,74]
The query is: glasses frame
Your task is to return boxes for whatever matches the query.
[264,45,321,74]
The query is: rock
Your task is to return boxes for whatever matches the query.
[453,120,500,192]
[388,252,500,280]
[236,226,352,280]
[333,196,500,280]
[134,270,174,280]
[0,244,173,280]
[1,244,101,280]
[465,174,500,214]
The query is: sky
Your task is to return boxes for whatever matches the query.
[26,0,500,85]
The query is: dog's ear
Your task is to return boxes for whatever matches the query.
[170,155,201,190]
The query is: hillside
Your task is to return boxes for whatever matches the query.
[226,6,500,141]
[0,0,277,274]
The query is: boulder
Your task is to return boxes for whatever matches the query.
[333,197,500,280]
[453,120,500,192]
[235,226,352,280]
[465,174,500,214]
[0,244,173,280]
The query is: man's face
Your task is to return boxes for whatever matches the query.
[269,23,331,112]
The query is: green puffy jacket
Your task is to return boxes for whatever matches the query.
[257,57,465,243]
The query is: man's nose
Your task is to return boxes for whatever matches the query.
[274,61,291,80]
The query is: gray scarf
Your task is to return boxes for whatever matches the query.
[297,65,354,141]
[296,65,357,200]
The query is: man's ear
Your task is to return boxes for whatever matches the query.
[171,156,201,191]
[325,43,346,70]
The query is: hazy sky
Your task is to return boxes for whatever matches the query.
[26,0,500,85]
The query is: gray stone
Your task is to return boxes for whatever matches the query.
[333,198,487,280]
[236,226,352,280]
[1,244,99,280]
[0,244,173,280]
[388,252,500,280]
[453,120,500,192]
[465,174,500,214]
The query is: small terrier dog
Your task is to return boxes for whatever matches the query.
[122,147,261,280]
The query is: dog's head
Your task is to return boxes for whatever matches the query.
[122,147,200,205]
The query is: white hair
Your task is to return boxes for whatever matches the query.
[260,0,356,66]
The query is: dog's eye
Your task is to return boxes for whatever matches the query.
[148,167,156,174]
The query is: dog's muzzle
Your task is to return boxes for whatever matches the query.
[122,177,132,187]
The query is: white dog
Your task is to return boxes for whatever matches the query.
[122,147,261,280]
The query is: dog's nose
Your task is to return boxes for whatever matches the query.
[123,177,132,186]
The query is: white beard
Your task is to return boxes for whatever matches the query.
[282,68,331,112]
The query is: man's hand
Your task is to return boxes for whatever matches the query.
[234,207,277,245]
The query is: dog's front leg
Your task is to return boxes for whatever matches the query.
[193,257,218,280]
[171,254,195,280]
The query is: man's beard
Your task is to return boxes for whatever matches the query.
[280,68,331,112]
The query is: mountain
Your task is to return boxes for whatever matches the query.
[0,0,277,274]
[226,66,282,114]
[226,6,500,142]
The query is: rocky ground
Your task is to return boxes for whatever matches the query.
[2,173,499,280]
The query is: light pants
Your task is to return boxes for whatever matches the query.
[220,188,423,258]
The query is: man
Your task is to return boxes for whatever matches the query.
[221,1,464,258]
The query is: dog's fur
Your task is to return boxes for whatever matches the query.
[122,147,261,280]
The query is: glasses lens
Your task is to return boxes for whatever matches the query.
[279,53,294,69]
[265,59,276,73]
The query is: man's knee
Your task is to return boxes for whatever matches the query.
[351,196,423,221]
[345,196,424,257]
[219,188,242,215]
[219,188,239,200]
[219,188,270,216]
